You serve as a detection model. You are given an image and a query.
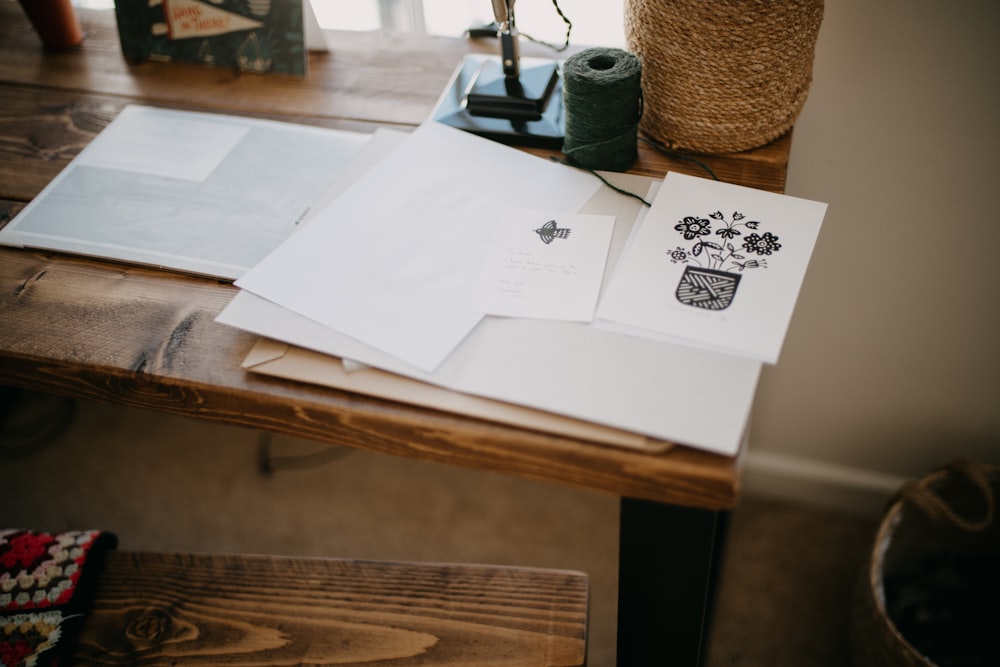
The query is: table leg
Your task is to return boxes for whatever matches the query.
[617,497,729,666]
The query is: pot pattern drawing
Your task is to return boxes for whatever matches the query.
[676,266,741,311]
[669,210,782,311]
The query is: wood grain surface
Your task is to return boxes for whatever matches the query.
[74,551,588,666]
[0,3,788,509]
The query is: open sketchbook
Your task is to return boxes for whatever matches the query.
[0,105,369,280]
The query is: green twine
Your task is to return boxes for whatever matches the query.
[562,47,642,172]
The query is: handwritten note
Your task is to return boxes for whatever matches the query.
[472,208,615,322]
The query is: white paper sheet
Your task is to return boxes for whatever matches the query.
[76,108,248,181]
[0,105,370,279]
[471,208,615,322]
[235,120,602,372]
[597,172,827,363]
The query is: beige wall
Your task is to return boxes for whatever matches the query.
[748,0,1000,497]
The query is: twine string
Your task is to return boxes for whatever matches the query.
[562,47,642,173]
[550,156,652,207]
[640,134,720,182]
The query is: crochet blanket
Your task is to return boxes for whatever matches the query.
[1,530,117,667]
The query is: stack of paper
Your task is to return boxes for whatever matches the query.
[233,120,603,372]
[220,119,827,456]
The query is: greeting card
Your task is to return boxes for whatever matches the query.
[113,0,322,76]
[472,208,616,322]
[597,172,827,363]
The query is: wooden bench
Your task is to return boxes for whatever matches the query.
[73,551,589,666]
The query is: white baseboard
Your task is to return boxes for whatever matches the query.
[742,450,909,517]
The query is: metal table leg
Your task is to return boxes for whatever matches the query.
[617,497,730,666]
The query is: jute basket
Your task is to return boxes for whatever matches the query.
[624,0,824,154]
[849,460,999,667]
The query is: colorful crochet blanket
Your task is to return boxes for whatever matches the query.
[1,530,117,667]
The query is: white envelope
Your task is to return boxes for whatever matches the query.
[243,338,671,452]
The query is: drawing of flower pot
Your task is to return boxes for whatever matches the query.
[676,266,741,311]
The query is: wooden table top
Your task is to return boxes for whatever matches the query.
[0,3,791,509]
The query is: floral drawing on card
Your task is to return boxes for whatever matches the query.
[668,210,783,311]
[594,172,826,363]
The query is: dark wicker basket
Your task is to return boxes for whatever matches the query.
[849,460,999,667]
[625,0,824,154]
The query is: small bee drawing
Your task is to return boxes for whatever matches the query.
[534,220,571,245]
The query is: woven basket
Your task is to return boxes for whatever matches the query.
[849,460,999,667]
[624,0,824,154]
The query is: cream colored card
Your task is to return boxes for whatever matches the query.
[472,208,615,322]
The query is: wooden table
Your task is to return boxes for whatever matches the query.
[0,4,792,665]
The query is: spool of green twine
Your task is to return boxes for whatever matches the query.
[562,47,642,172]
